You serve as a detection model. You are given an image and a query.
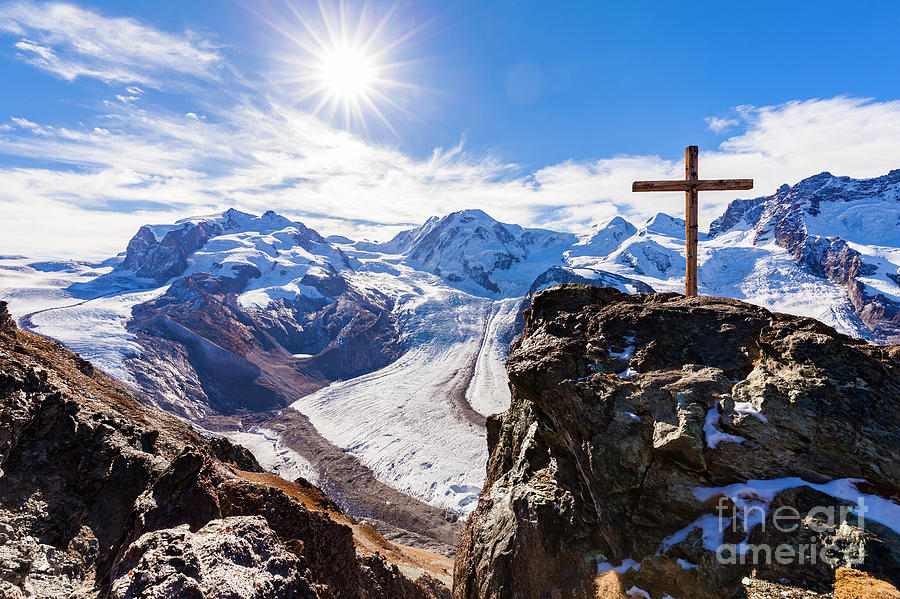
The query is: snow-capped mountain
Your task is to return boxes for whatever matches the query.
[3,169,900,530]
[364,208,577,295]
[710,170,900,341]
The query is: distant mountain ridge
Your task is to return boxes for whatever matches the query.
[3,168,900,549]
[712,169,900,341]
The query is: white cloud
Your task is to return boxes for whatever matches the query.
[4,94,900,260]
[0,1,221,86]
[1,5,900,260]
[705,116,739,134]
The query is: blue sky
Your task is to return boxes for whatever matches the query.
[2,0,900,257]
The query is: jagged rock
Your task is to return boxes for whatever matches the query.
[0,301,450,599]
[109,516,317,599]
[454,285,900,599]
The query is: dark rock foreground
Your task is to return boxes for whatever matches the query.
[0,301,450,599]
[454,285,900,599]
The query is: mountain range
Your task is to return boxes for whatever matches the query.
[2,168,900,552]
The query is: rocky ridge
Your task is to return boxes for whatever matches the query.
[0,300,450,598]
[711,170,900,342]
[454,285,900,599]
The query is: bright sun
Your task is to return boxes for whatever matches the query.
[320,47,376,99]
[255,1,426,136]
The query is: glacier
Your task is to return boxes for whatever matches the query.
[3,169,900,515]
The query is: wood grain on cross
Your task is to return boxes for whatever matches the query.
[632,146,753,297]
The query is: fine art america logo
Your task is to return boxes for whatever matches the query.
[713,495,868,566]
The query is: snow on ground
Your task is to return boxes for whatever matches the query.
[732,401,768,423]
[291,271,493,513]
[660,477,900,556]
[597,558,640,575]
[26,288,166,384]
[804,198,900,248]
[293,344,488,513]
[0,257,164,383]
[0,257,112,317]
[465,297,519,416]
[4,202,900,522]
[568,222,875,341]
[223,427,319,485]
[703,405,746,449]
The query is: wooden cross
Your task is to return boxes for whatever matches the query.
[632,146,753,297]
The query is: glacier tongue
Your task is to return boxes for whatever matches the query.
[291,282,497,513]
[465,297,520,417]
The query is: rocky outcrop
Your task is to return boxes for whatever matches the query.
[454,285,900,599]
[0,301,449,599]
[109,516,316,599]
[122,219,222,283]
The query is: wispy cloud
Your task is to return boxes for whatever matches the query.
[1,4,900,260]
[0,1,222,86]
[705,116,739,134]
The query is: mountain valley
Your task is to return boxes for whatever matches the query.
[3,170,900,560]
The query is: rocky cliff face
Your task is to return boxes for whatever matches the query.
[0,301,450,599]
[711,170,900,343]
[454,285,900,599]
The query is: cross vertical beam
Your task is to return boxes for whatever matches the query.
[685,146,699,297]
[632,146,753,298]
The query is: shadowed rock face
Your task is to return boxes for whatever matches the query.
[0,301,449,599]
[126,268,401,419]
[454,285,900,599]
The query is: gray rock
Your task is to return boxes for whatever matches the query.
[454,285,900,599]
[109,516,317,599]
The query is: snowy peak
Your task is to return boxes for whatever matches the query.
[713,170,900,239]
[384,209,515,254]
[640,212,685,238]
[380,209,574,294]
[567,216,637,259]
[710,169,900,342]
[787,169,900,204]
[120,209,331,283]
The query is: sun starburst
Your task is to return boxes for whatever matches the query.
[252,0,429,138]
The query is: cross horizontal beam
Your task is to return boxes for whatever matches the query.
[632,179,754,192]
